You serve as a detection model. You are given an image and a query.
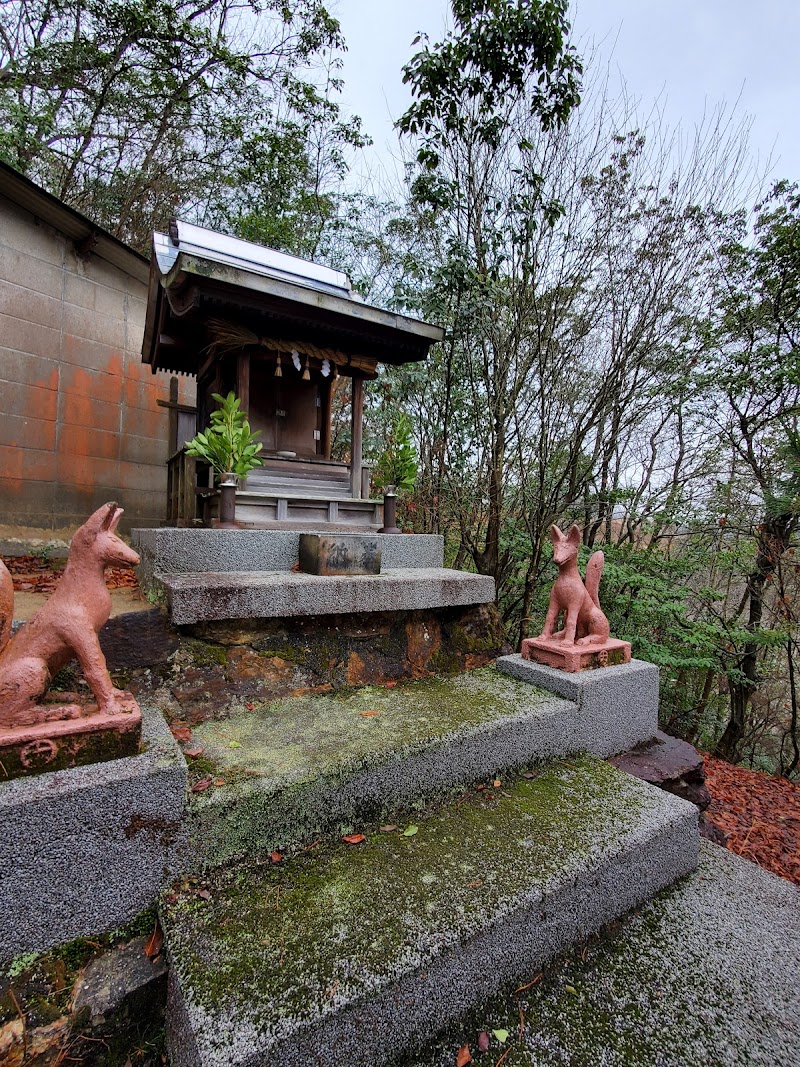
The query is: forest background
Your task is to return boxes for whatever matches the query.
[1,0,798,776]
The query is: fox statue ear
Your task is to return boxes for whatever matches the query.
[100,502,120,531]
[550,525,563,542]
[566,524,581,546]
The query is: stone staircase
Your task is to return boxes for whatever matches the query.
[159,661,700,1067]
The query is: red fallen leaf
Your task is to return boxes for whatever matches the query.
[183,746,205,759]
[456,1045,472,1067]
[291,561,302,572]
[171,727,191,742]
[476,784,485,791]
[477,1031,490,1052]
[144,922,164,959]
[196,889,212,901]
[191,778,212,793]
[271,851,283,863]
[245,702,255,711]
[384,680,398,688]
[342,833,366,845]
[213,777,226,787]
[468,879,483,889]
[359,710,380,717]
[163,893,179,905]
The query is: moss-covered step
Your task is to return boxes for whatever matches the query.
[163,756,699,1067]
[401,840,800,1067]
[181,664,642,870]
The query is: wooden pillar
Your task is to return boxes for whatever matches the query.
[320,379,333,459]
[236,351,251,414]
[350,375,364,498]
[167,376,179,456]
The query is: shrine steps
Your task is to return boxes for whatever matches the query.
[162,756,698,1067]
[180,665,658,871]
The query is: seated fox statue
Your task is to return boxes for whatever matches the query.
[0,502,142,778]
[522,524,631,673]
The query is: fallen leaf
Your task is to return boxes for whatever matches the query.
[493,1029,509,1044]
[196,889,211,901]
[359,710,380,717]
[379,825,398,832]
[342,833,366,844]
[183,746,205,759]
[171,727,191,742]
[384,680,397,688]
[403,825,419,837]
[144,922,164,959]
[229,740,241,749]
[468,879,483,889]
[493,779,502,788]
[214,777,226,787]
[564,985,577,996]
[456,1045,472,1067]
[191,778,212,793]
[271,851,283,864]
[245,702,255,711]
[477,1031,490,1052]
[476,784,485,791]
[522,771,537,779]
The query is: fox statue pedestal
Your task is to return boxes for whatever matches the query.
[521,634,631,673]
[0,501,143,781]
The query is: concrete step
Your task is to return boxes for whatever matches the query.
[162,756,699,1067]
[402,840,800,1067]
[157,567,496,625]
[183,664,657,870]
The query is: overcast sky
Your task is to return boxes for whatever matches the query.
[334,0,800,190]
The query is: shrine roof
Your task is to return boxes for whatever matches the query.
[142,220,443,376]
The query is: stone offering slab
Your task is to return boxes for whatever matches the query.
[298,533,381,575]
[158,568,496,625]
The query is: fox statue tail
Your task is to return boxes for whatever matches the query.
[0,558,13,654]
[585,550,604,610]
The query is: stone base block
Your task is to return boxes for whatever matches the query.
[0,703,187,965]
[496,654,658,756]
[0,694,142,781]
[298,533,381,575]
[521,635,631,672]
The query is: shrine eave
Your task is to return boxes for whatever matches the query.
[141,223,443,377]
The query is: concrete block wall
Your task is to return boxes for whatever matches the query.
[0,195,194,532]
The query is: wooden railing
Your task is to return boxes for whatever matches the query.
[166,449,212,526]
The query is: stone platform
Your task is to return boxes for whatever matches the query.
[132,528,445,595]
[521,634,631,672]
[163,757,698,1067]
[0,702,187,964]
[158,568,496,626]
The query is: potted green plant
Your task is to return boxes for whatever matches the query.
[184,392,262,524]
[373,412,417,533]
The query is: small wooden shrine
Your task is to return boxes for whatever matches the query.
[141,221,442,529]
